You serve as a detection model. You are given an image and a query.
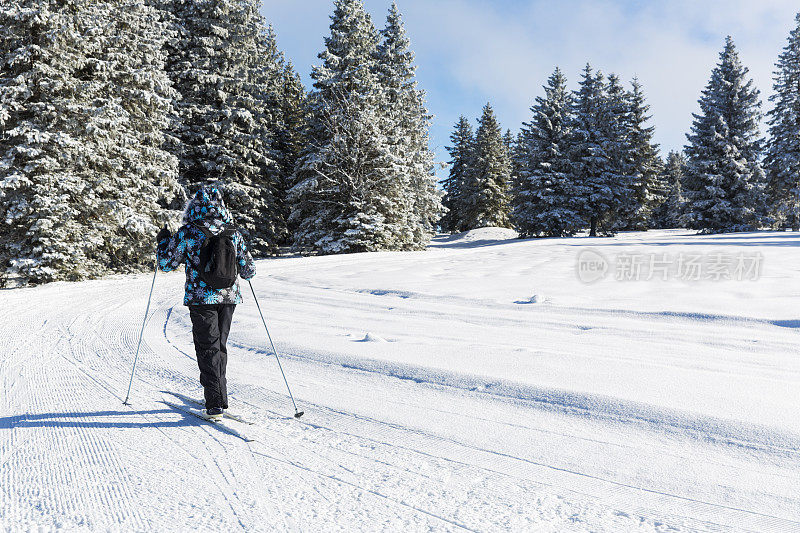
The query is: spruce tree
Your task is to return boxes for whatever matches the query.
[510,130,526,185]
[275,61,308,190]
[375,2,442,249]
[507,130,525,222]
[765,13,800,231]
[569,64,615,236]
[160,0,282,254]
[683,37,765,233]
[292,95,400,252]
[0,1,92,285]
[0,0,181,285]
[513,67,582,237]
[289,0,406,253]
[599,73,633,232]
[503,129,515,155]
[83,0,184,272]
[651,151,685,228]
[442,116,474,233]
[259,26,308,244]
[620,78,662,230]
[504,129,518,203]
[460,103,512,229]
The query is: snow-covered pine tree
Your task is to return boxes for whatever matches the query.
[1,0,182,285]
[81,0,183,272]
[441,116,474,233]
[375,2,442,249]
[650,151,685,228]
[599,73,633,232]
[765,13,800,231]
[460,103,512,229]
[512,67,582,237]
[510,130,525,185]
[159,0,282,254]
[507,130,526,223]
[503,129,514,155]
[256,26,307,245]
[683,37,765,233]
[569,64,615,236]
[617,78,662,230]
[0,1,94,285]
[289,0,406,253]
[504,128,518,204]
[292,93,401,252]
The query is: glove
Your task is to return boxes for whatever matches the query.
[156,225,171,244]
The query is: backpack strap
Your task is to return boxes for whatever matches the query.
[192,223,237,238]
[192,223,212,238]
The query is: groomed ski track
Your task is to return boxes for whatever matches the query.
[1,229,799,532]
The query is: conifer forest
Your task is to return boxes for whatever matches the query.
[2,1,800,285]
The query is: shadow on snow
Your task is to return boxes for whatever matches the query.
[0,408,202,430]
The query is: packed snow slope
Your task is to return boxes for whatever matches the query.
[2,229,799,532]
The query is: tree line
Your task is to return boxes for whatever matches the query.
[443,14,800,238]
[0,0,441,286]
[443,67,661,238]
[3,2,800,287]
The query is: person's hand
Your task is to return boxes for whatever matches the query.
[156,225,171,244]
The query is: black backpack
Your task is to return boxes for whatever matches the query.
[195,225,239,289]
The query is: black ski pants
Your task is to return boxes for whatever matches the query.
[189,304,235,410]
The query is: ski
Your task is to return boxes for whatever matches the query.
[163,391,255,425]
[164,401,255,442]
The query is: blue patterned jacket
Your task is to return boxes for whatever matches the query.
[157,186,256,306]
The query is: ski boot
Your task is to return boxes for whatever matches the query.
[206,407,224,421]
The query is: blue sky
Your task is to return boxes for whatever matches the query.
[260,1,799,180]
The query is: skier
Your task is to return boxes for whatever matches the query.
[156,185,255,420]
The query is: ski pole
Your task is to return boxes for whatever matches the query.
[248,279,304,418]
[123,261,158,405]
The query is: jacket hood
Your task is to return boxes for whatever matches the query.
[182,186,234,231]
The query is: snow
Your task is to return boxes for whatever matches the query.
[358,332,388,343]
[2,229,799,531]
[433,226,519,244]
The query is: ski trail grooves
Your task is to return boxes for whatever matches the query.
[2,230,800,531]
[1,317,146,529]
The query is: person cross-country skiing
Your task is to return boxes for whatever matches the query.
[156,185,255,420]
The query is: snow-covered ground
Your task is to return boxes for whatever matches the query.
[1,229,799,532]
